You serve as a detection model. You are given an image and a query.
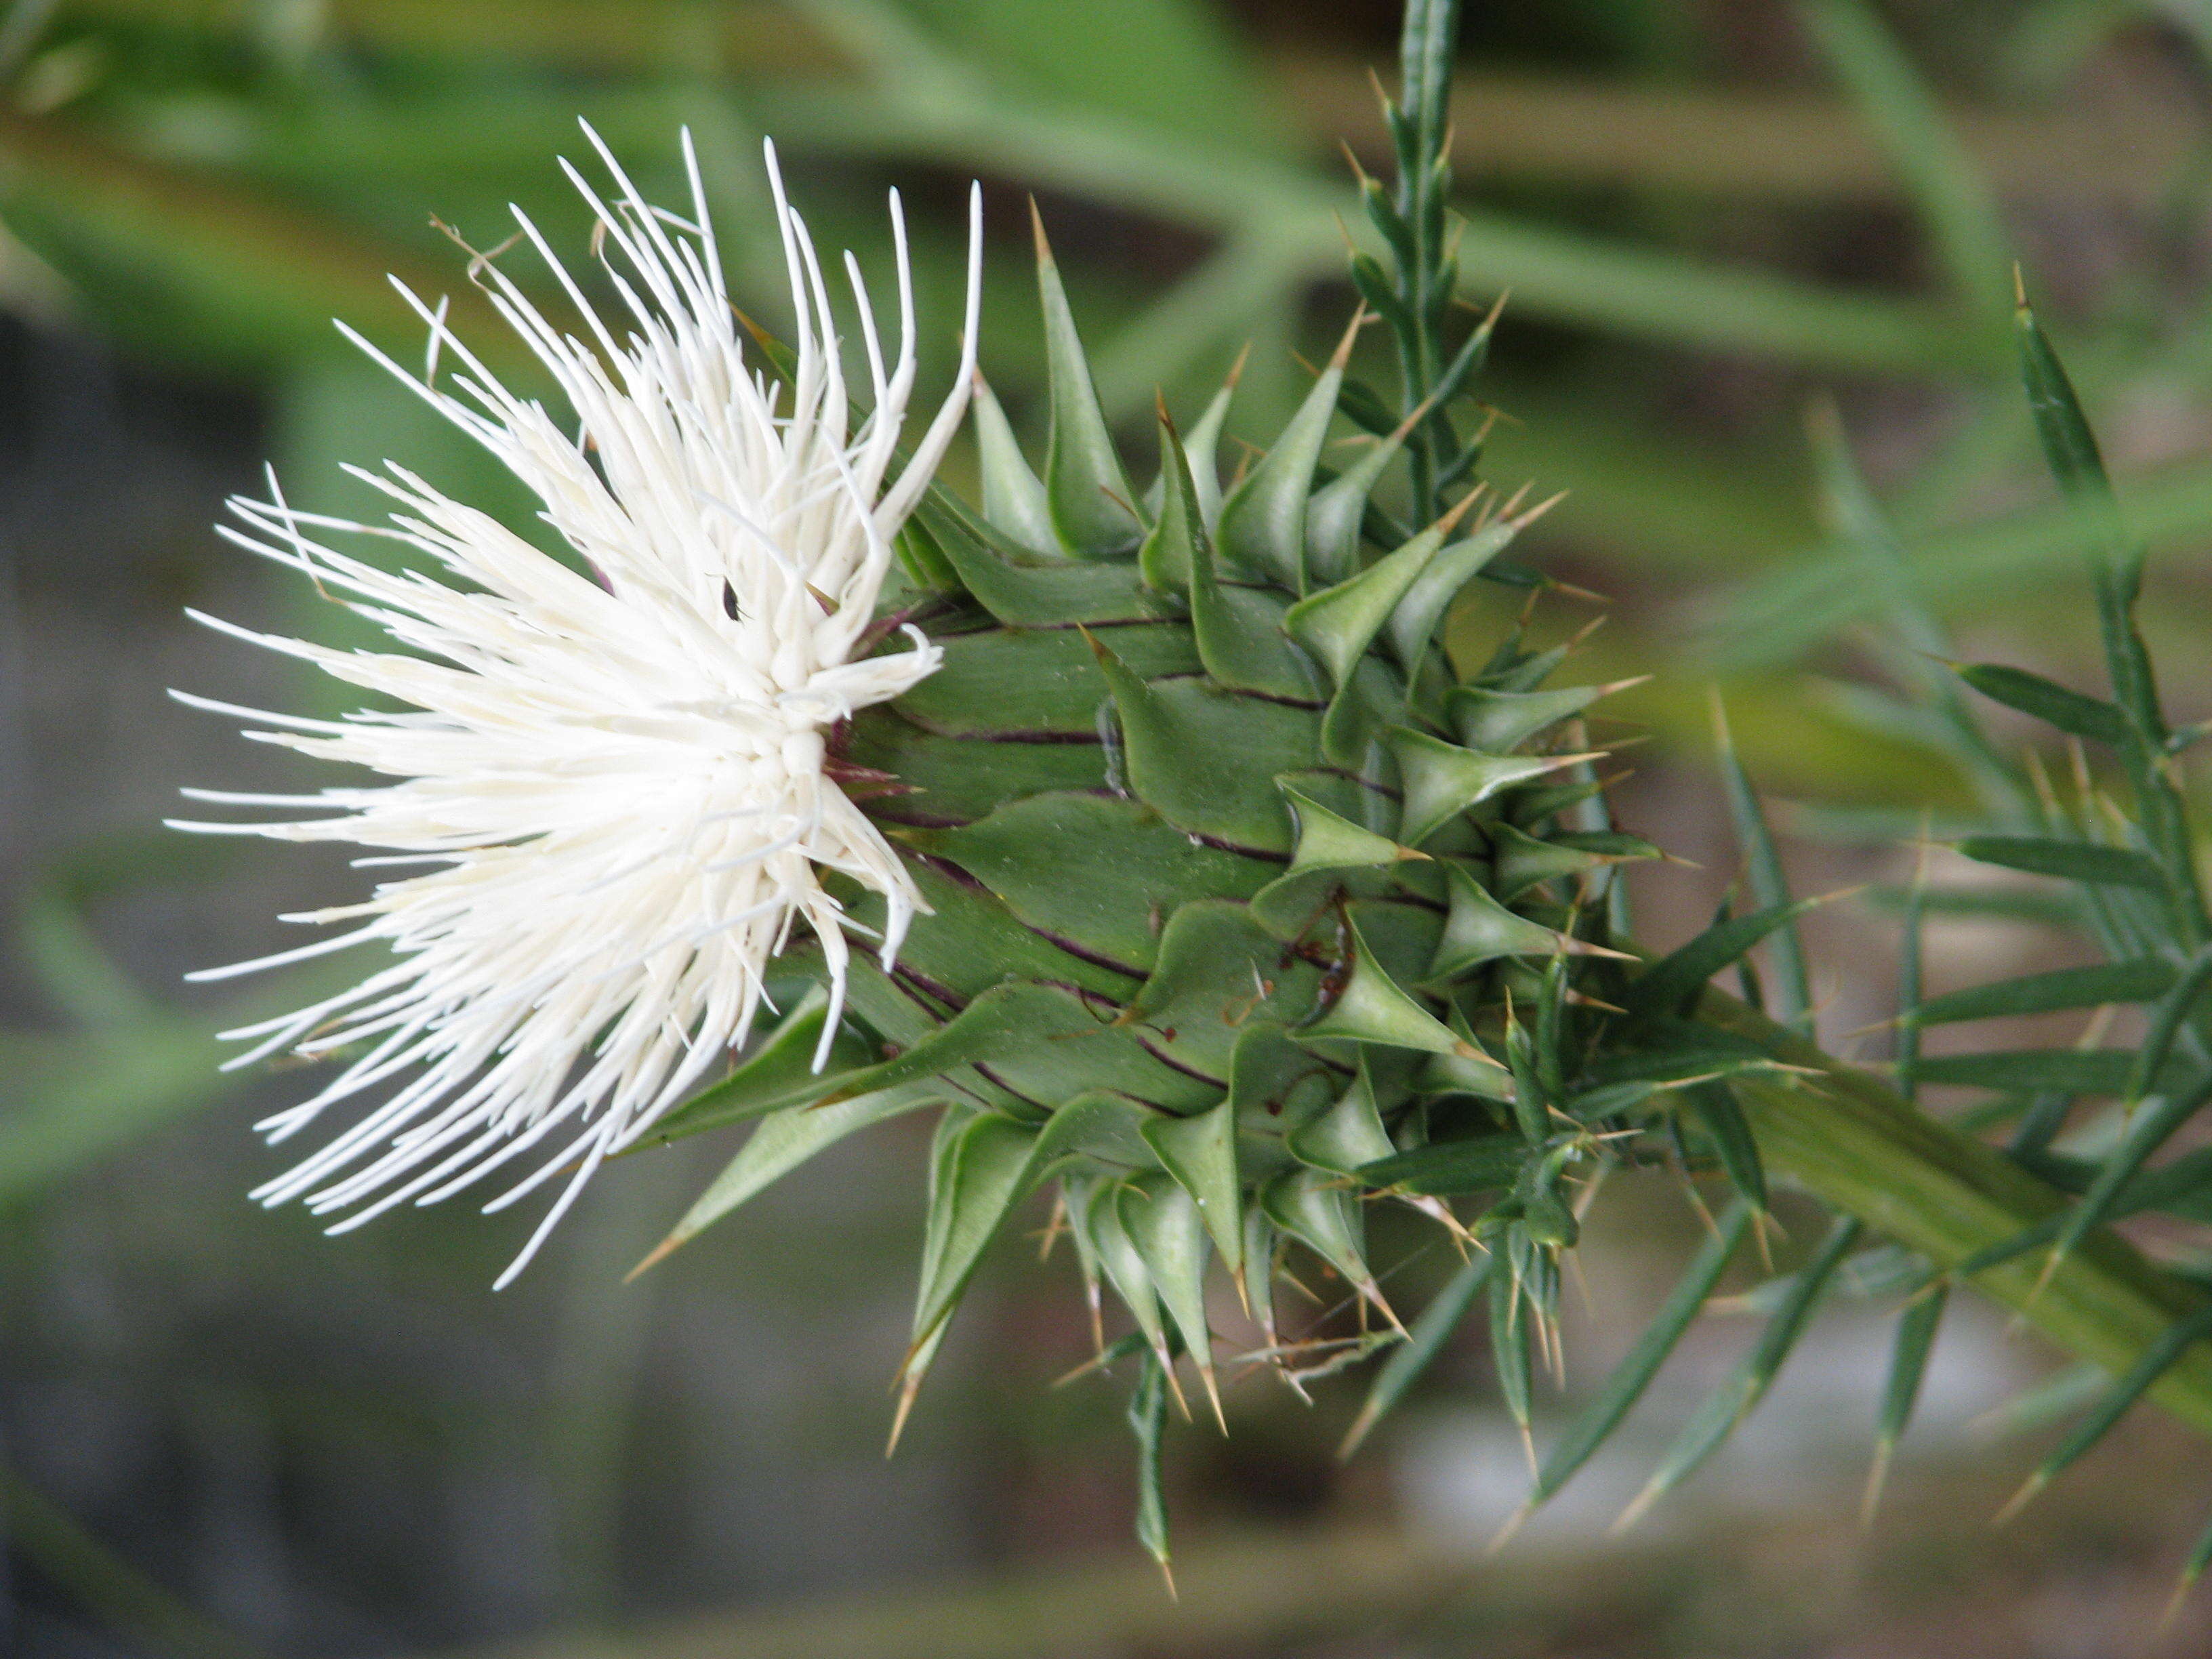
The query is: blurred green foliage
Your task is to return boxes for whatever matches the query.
[15,0,2212,1652]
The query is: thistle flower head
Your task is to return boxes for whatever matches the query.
[171,128,981,1283]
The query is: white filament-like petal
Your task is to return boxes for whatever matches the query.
[176,127,980,1283]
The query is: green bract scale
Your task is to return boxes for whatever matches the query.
[641,222,1656,1461]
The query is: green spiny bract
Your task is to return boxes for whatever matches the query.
[644,226,1656,1490]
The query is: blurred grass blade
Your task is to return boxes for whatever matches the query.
[1908,958,2173,1027]
[1797,0,2011,319]
[1864,1280,1946,1522]
[1709,693,1812,1030]
[2049,1073,2212,1272]
[1340,1246,1492,1456]
[1627,891,1831,1021]
[2000,1300,2212,1521]
[1687,1081,1768,1215]
[1521,1200,1750,1516]
[1951,834,2166,892]
[1616,1215,1860,1528]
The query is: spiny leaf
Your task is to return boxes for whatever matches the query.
[910,1112,1044,1344]
[1084,632,1315,854]
[1448,678,1640,754]
[1215,313,1357,588]
[1300,917,1475,1058]
[898,623,1197,738]
[1118,1175,1218,1422]
[650,986,878,1137]
[1286,1063,1399,1174]
[1953,834,2167,892]
[1342,1247,1494,1455]
[1088,1178,1170,1363]
[1385,518,1521,670]
[904,793,1272,975]
[1137,406,1204,593]
[1428,861,1580,979]
[1385,727,1593,848]
[909,494,1158,628]
[1033,207,1139,556]
[1284,494,1479,687]
[970,373,1057,555]
[1956,661,2128,745]
[1490,823,1658,901]
[639,1082,941,1272]
[1306,407,1420,587]
[1124,901,1325,1078]
[1524,1202,1750,1512]
[1141,1097,1243,1284]
[1280,781,1425,875]
[1259,1166,1389,1319]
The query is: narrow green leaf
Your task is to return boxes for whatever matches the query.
[647,1083,941,1265]
[1957,662,2128,745]
[2013,1301,2212,1509]
[1619,1216,1860,1523]
[1127,1347,1173,1574]
[1713,694,1811,1030]
[1627,895,1833,1019]
[1530,1202,1751,1507]
[1911,1049,2152,1094]
[2121,945,2212,1109]
[1953,835,2167,891]
[1687,1080,1768,1213]
[1797,0,2011,317]
[1359,1134,1524,1196]
[1909,958,2174,1026]
[2052,1072,2212,1266]
[1870,1282,1948,1501]
[1491,1267,1534,1447]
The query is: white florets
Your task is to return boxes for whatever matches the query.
[170,127,981,1284]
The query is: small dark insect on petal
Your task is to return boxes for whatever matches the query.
[722,579,741,620]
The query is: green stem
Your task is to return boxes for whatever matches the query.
[1704,991,2212,1437]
